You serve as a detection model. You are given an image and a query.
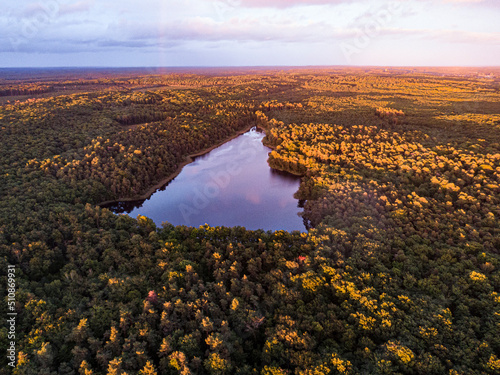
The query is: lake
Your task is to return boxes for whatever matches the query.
[105,127,306,232]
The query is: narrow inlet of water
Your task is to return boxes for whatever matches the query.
[105,127,306,232]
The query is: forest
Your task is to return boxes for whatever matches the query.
[0,67,499,374]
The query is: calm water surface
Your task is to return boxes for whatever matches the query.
[106,128,306,231]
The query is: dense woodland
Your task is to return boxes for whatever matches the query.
[0,67,499,374]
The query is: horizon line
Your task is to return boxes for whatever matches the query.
[1,65,499,69]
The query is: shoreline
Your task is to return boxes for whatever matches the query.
[98,124,263,207]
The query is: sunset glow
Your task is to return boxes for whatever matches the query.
[2,0,499,67]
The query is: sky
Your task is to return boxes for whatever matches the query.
[1,0,499,67]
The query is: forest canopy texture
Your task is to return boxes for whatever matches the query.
[0,67,499,374]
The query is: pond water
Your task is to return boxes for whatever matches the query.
[105,127,306,232]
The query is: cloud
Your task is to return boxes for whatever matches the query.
[36,12,486,58]
[361,27,500,45]
[19,0,95,18]
[16,1,59,18]
[347,1,413,28]
[427,29,500,44]
[2,0,498,67]
[113,16,339,43]
[114,15,500,47]
[97,39,154,48]
[4,7,498,56]
[442,0,500,6]
[59,1,94,15]
[215,0,362,8]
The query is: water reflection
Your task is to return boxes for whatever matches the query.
[104,127,306,232]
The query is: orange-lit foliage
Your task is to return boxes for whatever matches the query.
[1,67,499,374]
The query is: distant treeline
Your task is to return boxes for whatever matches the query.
[0,84,54,97]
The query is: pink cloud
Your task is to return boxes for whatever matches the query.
[221,0,360,8]
[118,16,338,43]
[373,28,500,45]
[59,1,94,15]
[112,15,500,48]
[441,0,500,7]
[428,29,500,44]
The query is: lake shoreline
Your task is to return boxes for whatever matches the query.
[98,124,264,207]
